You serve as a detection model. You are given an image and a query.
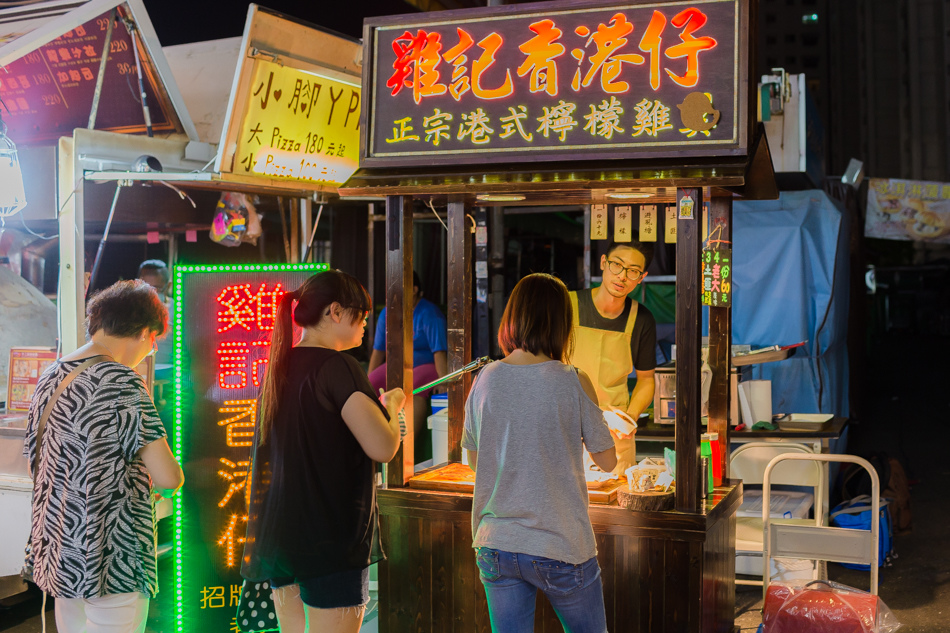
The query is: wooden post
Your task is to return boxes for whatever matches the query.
[386,195,413,485]
[707,197,733,481]
[675,187,703,512]
[447,200,473,462]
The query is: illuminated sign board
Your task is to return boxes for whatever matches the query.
[0,10,175,145]
[172,263,327,633]
[362,0,749,167]
[232,60,361,187]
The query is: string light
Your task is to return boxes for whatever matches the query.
[218,400,257,447]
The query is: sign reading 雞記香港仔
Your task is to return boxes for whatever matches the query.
[232,60,361,187]
[362,0,748,167]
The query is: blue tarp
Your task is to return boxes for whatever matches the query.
[725,190,850,418]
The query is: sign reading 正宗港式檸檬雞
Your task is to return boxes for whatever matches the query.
[362,0,749,167]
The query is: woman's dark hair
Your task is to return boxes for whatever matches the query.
[259,270,371,443]
[86,279,168,338]
[497,273,574,362]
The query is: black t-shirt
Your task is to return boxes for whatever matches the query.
[575,289,658,372]
[242,348,389,581]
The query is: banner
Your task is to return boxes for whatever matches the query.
[362,0,749,167]
[865,177,950,243]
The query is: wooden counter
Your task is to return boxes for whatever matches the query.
[376,468,742,633]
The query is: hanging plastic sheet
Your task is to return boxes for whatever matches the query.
[725,190,850,419]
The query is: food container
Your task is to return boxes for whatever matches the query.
[775,413,834,431]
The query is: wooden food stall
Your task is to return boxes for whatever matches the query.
[340,0,777,630]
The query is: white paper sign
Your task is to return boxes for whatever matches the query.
[640,205,657,242]
[665,205,677,243]
[591,204,608,240]
[614,206,632,242]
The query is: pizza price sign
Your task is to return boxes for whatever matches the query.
[701,247,731,307]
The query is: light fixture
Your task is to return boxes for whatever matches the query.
[0,116,27,218]
[476,194,525,202]
[606,192,652,200]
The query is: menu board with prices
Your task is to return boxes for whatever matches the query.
[6,347,57,411]
[231,60,361,186]
[701,247,732,307]
[0,9,174,145]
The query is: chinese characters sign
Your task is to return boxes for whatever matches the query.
[173,263,327,633]
[232,60,360,186]
[364,0,746,166]
[865,178,950,243]
[0,10,174,145]
[701,247,731,307]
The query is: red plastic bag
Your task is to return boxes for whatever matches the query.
[763,580,900,633]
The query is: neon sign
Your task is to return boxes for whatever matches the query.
[363,0,749,167]
[173,263,328,633]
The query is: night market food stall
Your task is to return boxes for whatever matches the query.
[0,2,365,629]
[339,0,779,630]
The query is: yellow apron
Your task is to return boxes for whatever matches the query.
[569,290,639,472]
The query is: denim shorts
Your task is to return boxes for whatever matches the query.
[271,567,370,609]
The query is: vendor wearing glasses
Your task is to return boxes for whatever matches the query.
[569,238,657,473]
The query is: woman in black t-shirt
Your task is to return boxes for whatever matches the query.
[242,270,406,633]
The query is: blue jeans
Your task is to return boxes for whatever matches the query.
[475,548,608,633]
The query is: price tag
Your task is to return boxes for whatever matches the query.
[640,205,657,242]
[614,206,632,242]
[665,205,677,243]
[591,204,608,240]
[701,248,732,307]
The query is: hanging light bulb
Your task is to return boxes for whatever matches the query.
[0,115,27,218]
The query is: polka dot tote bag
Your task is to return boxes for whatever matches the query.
[236,579,278,632]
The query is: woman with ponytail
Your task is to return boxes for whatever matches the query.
[241,270,406,633]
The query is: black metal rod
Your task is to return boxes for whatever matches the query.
[87,185,122,294]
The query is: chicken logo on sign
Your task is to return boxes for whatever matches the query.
[676,92,720,137]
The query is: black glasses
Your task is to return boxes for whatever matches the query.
[605,259,645,281]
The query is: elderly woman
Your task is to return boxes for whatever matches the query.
[24,280,184,633]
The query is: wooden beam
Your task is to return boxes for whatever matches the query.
[675,187,703,512]
[386,195,414,485]
[447,201,472,462]
[707,197,733,481]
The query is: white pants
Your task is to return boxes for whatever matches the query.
[55,592,149,633]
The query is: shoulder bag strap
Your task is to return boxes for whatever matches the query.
[31,355,111,478]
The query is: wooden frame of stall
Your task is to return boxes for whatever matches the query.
[340,0,778,630]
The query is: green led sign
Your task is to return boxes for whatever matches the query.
[172,263,328,632]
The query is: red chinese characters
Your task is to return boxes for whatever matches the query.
[387,29,448,104]
[664,9,717,88]
[517,19,565,96]
[383,7,719,101]
[215,283,284,389]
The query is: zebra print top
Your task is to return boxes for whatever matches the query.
[23,359,167,599]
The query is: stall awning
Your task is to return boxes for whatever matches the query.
[0,0,198,143]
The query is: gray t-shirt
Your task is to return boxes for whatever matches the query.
[461,361,615,564]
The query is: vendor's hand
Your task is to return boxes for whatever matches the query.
[380,388,407,413]
[610,427,637,441]
[613,457,635,477]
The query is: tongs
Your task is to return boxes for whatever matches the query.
[412,356,493,395]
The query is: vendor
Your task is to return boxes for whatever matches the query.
[369,271,448,438]
[569,237,657,472]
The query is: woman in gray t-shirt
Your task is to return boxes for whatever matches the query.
[462,273,617,633]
